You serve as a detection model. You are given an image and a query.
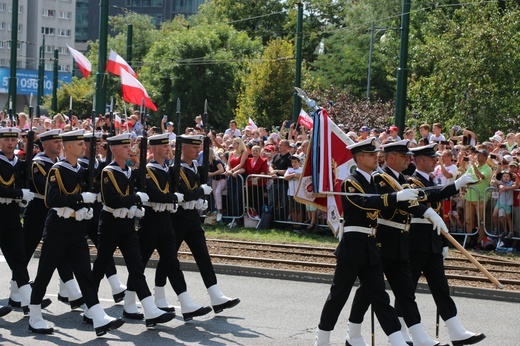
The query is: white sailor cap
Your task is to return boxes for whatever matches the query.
[347,137,379,154]
[60,129,85,142]
[148,133,170,146]
[38,129,62,142]
[0,127,21,138]
[107,132,132,145]
[381,139,412,155]
[410,143,441,157]
[84,131,103,142]
[179,134,203,145]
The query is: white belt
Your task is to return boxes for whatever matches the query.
[343,226,377,236]
[103,205,115,213]
[34,193,44,199]
[411,217,430,224]
[377,218,410,231]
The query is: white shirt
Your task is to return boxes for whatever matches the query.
[430,134,446,142]
[224,128,241,137]
[285,167,302,196]
[433,163,458,185]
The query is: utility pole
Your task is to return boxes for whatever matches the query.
[51,49,58,112]
[366,22,387,102]
[126,24,133,67]
[95,0,109,117]
[292,2,303,123]
[394,0,411,137]
[36,35,45,118]
[8,0,19,114]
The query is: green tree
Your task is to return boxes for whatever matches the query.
[141,17,262,131]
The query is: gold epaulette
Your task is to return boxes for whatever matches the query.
[179,169,199,191]
[146,167,169,194]
[44,167,81,208]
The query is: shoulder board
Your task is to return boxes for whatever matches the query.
[343,178,365,194]
[409,177,425,188]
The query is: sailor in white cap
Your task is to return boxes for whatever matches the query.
[13,130,61,311]
[123,133,211,319]
[161,134,240,321]
[314,137,423,346]
[0,127,36,318]
[91,132,175,328]
[77,131,127,305]
[28,129,124,337]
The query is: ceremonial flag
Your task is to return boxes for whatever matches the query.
[295,108,355,236]
[67,45,91,78]
[120,68,158,111]
[248,117,258,130]
[114,113,122,128]
[106,49,137,78]
[297,109,313,130]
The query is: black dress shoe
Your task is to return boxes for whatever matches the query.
[435,342,449,346]
[158,306,176,313]
[182,306,212,322]
[0,306,13,317]
[113,290,126,304]
[452,333,486,346]
[406,342,413,346]
[212,298,240,314]
[83,315,93,325]
[69,297,84,310]
[122,310,144,320]
[145,311,175,327]
[95,318,125,337]
[57,294,69,303]
[8,298,21,308]
[23,298,53,315]
[29,324,54,334]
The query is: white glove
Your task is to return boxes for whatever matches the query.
[166,204,178,213]
[396,189,419,202]
[196,199,208,210]
[75,208,88,221]
[22,189,35,202]
[200,184,212,195]
[455,173,479,190]
[134,207,145,218]
[127,206,137,218]
[81,192,97,204]
[136,192,149,203]
[63,207,75,218]
[96,193,102,203]
[442,246,449,260]
[152,203,167,212]
[85,208,94,220]
[113,208,129,218]
[175,192,184,203]
[423,208,448,236]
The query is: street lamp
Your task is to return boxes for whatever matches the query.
[366,21,388,101]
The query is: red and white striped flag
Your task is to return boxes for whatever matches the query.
[67,45,91,78]
[295,108,355,236]
[106,49,137,78]
[297,109,313,130]
[248,117,258,130]
[120,68,157,111]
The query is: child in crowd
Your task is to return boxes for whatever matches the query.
[492,171,514,237]
[284,155,303,227]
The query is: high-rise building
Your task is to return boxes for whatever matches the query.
[0,0,75,111]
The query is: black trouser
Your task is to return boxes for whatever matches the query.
[397,251,457,321]
[1,204,30,289]
[318,258,401,336]
[128,209,187,295]
[349,258,422,327]
[86,203,117,278]
[30,225,99,308]
[156,215,216,289]
[92,211,151,300]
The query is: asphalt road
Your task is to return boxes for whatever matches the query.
[0,255,518,345]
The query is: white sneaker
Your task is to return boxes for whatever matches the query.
[216,213,222,222]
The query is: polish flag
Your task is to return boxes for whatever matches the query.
[120,68,158,111]
[248,117,258,130]
[297,109,313,130]
[114,113,122,128]
[67,45,91,78]
[106,49,137,78]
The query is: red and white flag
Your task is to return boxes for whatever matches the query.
[67,45,91,78]
[106,49,137,78]
[120,68,158,111]
[114,113,122,128]
[297,109,313,130]
[295,108,355,236]
[248,117,258,130]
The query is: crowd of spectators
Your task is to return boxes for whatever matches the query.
[2,108,520,247]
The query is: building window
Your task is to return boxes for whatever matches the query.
[41,27,55,36]
[45,45,55,53]
[126,0,164,7]
[58,11,71,19]
[0,4,6,12]
[0,22,6,30]
[0,59,5,66]
[45,63,53,71]
[59,64,70,72]
[58,46,68,54]
[42,9,55,17]
[57,29,70,37]
[0,41,4,49]
[18,24,22,32]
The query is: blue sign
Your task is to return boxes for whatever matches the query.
[0,67,72,95]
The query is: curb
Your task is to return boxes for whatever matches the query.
[34,251,519,303]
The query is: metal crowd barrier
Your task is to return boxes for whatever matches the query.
[443,185,482,247]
